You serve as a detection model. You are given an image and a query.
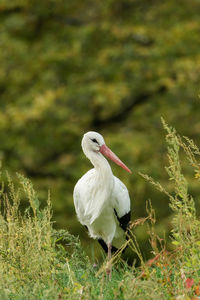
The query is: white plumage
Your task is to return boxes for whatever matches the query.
[73,131,131,278]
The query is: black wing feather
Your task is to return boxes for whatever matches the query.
[98,239,118,253]
[114,209,131,231]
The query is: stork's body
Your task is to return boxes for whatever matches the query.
[73,132,131,278]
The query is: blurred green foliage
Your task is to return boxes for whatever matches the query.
[0,0,200,258]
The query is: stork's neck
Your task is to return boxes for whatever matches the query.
[88,151,113,179]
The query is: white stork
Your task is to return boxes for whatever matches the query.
[73,131,131,278]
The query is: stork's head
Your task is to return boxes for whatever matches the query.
[82,131,132,173]
[82,131,105,153]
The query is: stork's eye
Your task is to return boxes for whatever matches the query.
[91,138,98,144]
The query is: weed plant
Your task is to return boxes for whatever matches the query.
[0,120,200,299]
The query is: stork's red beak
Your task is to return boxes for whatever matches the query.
[100,144,132,174]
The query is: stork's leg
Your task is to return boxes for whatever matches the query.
[106,243,112,280]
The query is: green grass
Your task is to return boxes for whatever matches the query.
[0,120,200,299]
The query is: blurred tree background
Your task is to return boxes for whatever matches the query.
[0,0,200,260]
